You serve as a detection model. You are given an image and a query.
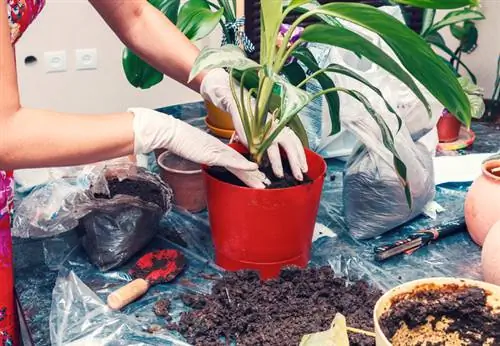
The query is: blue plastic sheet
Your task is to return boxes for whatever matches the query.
[46,126,481,344]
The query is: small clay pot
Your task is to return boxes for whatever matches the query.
[436,110,461,143]
[157,151,206,213]
[464,156,500,246]
[373,277,500,346]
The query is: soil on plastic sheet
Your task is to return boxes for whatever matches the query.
[166,266,381,346]
[153,298,171,317]
[207,154,312,189]
[379,284,500,346]
[94,178,164,208]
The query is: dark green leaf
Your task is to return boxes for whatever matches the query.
[177,0,223,41]
[148,0,180,24]
[291,47,340,134]
[427,8,484,34]
[390,0,478,9]
[420,9,435,35]
[454,21,478,53]
[307,3,471,126]
[282,61,308,90]
[122,48,163,89]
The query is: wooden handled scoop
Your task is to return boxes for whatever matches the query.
[107,249,186,310]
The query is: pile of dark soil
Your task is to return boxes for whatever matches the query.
[94,178,165,208]
[166,266,381,346]
[207,155,312,189]
[379,284,500,346]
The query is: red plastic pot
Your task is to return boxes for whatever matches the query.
[437,111,461,143]
[203,143,327,279]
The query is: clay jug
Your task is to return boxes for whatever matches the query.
[464,155,500,246]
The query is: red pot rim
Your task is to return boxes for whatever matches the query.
[202,145,327,192]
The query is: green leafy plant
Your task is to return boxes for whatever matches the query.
[419,5,484,83]
[190,0,474,206]
[486,55,500,118]
[123,0,237,89]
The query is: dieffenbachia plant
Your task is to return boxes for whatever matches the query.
[123,0,240,89]
[419,5,484,83]
[189,0,474,207]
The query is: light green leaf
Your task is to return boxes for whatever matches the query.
[307,3,471,126]
[291,47,340,135]
[458,76,485,119]
[390,0,478,9]
[189,45,260,81]
[427,9,484,34]
[177,0,223,41]
[300,313,349,346]
[420,9,436,35]
[260,0,282,64]
[301,24,431,118]
[149,0,180,23]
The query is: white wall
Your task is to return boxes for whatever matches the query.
[437,0,500,97]
[14,0,221,114]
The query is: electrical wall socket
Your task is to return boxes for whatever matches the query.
[75,48,97,70]
[44,51,67,73]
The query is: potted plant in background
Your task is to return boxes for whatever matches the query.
[122,0,254,139]
[189,0,473,278]
[486,55,500,121]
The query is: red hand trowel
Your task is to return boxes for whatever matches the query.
[107,249,186,310]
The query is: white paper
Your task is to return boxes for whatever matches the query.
[433,153,495,185]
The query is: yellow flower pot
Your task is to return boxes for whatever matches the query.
[204,100,235,139]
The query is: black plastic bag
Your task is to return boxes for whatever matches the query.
[77,164,173,271]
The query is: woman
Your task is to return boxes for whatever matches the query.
[1,0,308,343]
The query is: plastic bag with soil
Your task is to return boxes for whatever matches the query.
[76,163,173,271]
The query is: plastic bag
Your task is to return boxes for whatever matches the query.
[77,163,173,271]
[298,5,442,160]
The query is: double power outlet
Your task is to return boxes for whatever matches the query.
[44,49,97,73]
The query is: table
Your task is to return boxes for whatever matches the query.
[12,102,500,345]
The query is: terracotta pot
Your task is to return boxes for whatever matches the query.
[464,156,500,246]
[436,110,461,143]
[482,220,500,285]
[203,142,327,279]
[373,277,500,346]
[205,100,235,139]
[157,151,206,213]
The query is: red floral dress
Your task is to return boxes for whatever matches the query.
[2,1,45,344]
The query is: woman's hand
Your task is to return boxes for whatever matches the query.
[200,69,308,181]
[130,108,268,189]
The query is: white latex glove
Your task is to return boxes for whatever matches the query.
[130,108,268,188]
[200,68,308,181]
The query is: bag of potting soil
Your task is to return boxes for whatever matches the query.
[75,163,173,271]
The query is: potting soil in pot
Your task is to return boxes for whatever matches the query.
[165,266,381,346]
[208,155,312,189]
[379,284,500,345]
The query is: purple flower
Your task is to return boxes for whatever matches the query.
[277,24,305,66]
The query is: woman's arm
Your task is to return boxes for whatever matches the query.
[0,6,136,171]
[89,0,205,92]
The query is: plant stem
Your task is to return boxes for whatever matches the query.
[296,66,331,89]
[276,40,303,72]
[230,69,253,152]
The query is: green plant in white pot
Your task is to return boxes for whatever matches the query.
[188,0,475,278]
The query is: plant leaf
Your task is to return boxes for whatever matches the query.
[177,0,223,41]
[291,47,340,135]
[260,0,282,64]
[301,24,430,118]
[427,8,484,34]
[390,0,478,9]
[454,21,478,53]
[122,48,163,89]
[299,313,349,346]
[189,45,261,81]
[149,0,180,23]
[282,61,308,90]
[306,3,472,126]
[420,8,436,36]
[289,1,342,27]
[458,76,485,119]
[288,117,310,148]
[324,63,403,131]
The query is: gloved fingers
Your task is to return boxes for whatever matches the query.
[211,147,259,172]
[288,129,308,173]
[278,130,304,181]
[267,143,284,178]
[227,168,269,189]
